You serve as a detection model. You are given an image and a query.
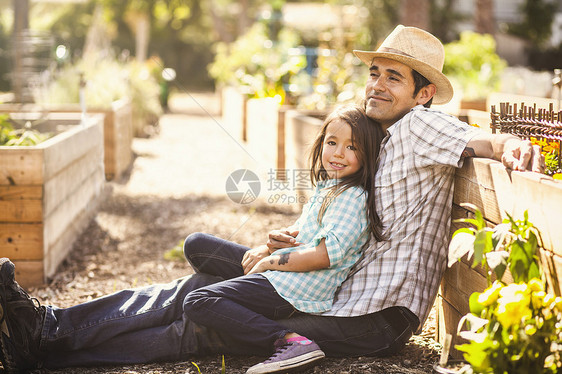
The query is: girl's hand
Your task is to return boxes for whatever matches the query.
[266,229,302,252]
[242,246,270,274]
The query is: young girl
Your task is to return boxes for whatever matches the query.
[183,104,385,374]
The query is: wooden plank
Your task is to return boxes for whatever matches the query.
[0,185,42,200]
[43,164,104,251]
[0,223,43,260]
[0,199,42,222]
[41,116,103,181]
[103,110,116,179]
[43,142,104,217]
[0,148,43,185]
[277,108,286,177]
[246,97,281,171]
[441,259,489,316]
[43,172,108,278]
[0,185,43,222]
[112,101,133,180]
[508,171,562,257]
[437,295,465,359]
[454,158,502,223]
[540,250,562,295]
[12,260,44,289]
[285,110,323,172]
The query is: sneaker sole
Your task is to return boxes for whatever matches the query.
[246,350,325,374]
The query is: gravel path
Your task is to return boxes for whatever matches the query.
[25,92,442,373]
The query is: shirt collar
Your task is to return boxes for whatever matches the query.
[386,105,425,136]
[318,178,340,188]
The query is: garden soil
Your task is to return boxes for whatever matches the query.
[26,92,442,374]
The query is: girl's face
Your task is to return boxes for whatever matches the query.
[321,119,361,179]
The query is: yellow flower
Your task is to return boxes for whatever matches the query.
[554,297,562,312]
[496,283,532,329]
[532,291,546,310]
[478,281,503,306]
[524,324,537,335]
[554,174,562,180]
[528,278,545,292]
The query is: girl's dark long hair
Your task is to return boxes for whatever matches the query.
[309,103,385,241]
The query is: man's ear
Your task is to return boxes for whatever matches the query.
[416,84,436,105]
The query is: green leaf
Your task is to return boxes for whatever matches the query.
[528,261,541,281]
[472,229,493,268]
[456,339,494,371]
[469,292,484,316]
[523,231,538,259]
[486,250,509,280]
[474,208,485,230]
[453,218,481,228]
[492,223,510,249]
[509,241,529,283]
[448,231,476,267]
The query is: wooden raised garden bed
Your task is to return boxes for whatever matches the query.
[439,157,562,358]
[438,101,562,358]
[0,113,106,288]
[0,99,133,181]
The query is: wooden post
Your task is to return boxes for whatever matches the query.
[12,0,29,103]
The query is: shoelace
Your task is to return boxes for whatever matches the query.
[4,282,44,321]
[264,342,293,362]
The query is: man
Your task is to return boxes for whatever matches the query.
[0,25,543,373]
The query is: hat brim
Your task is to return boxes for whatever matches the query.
[353,50,454,105]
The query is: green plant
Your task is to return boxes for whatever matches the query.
[0,117,51,146]
[507,0,557,48]
[190,355,226,373]
[296,48,366,111]
[35,54,161,130]
[208,22,306,103]
[443,31,506,101]
[449,204,562,373]
[163,240,186,262]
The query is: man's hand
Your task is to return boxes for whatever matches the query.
[266,229,302,252]
[502,139,545,173]
[241,246,270,274]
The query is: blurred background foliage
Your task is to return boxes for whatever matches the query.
[443,31,507,100]
[0,0,560,107]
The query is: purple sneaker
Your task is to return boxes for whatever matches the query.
[246,337,325,374]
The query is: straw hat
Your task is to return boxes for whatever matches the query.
[353,25,454,105]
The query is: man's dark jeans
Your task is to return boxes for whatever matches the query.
[39,232,418,368]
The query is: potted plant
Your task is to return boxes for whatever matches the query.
[437,203,562,373]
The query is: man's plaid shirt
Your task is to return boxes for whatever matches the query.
[321,106,481,332]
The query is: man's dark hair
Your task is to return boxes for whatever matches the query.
[412,70,433,108]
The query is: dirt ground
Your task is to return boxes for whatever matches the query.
[25,92,443,373]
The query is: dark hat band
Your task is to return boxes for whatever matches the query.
[377,47,415,59]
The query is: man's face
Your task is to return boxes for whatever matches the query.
[364,57,428,130]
